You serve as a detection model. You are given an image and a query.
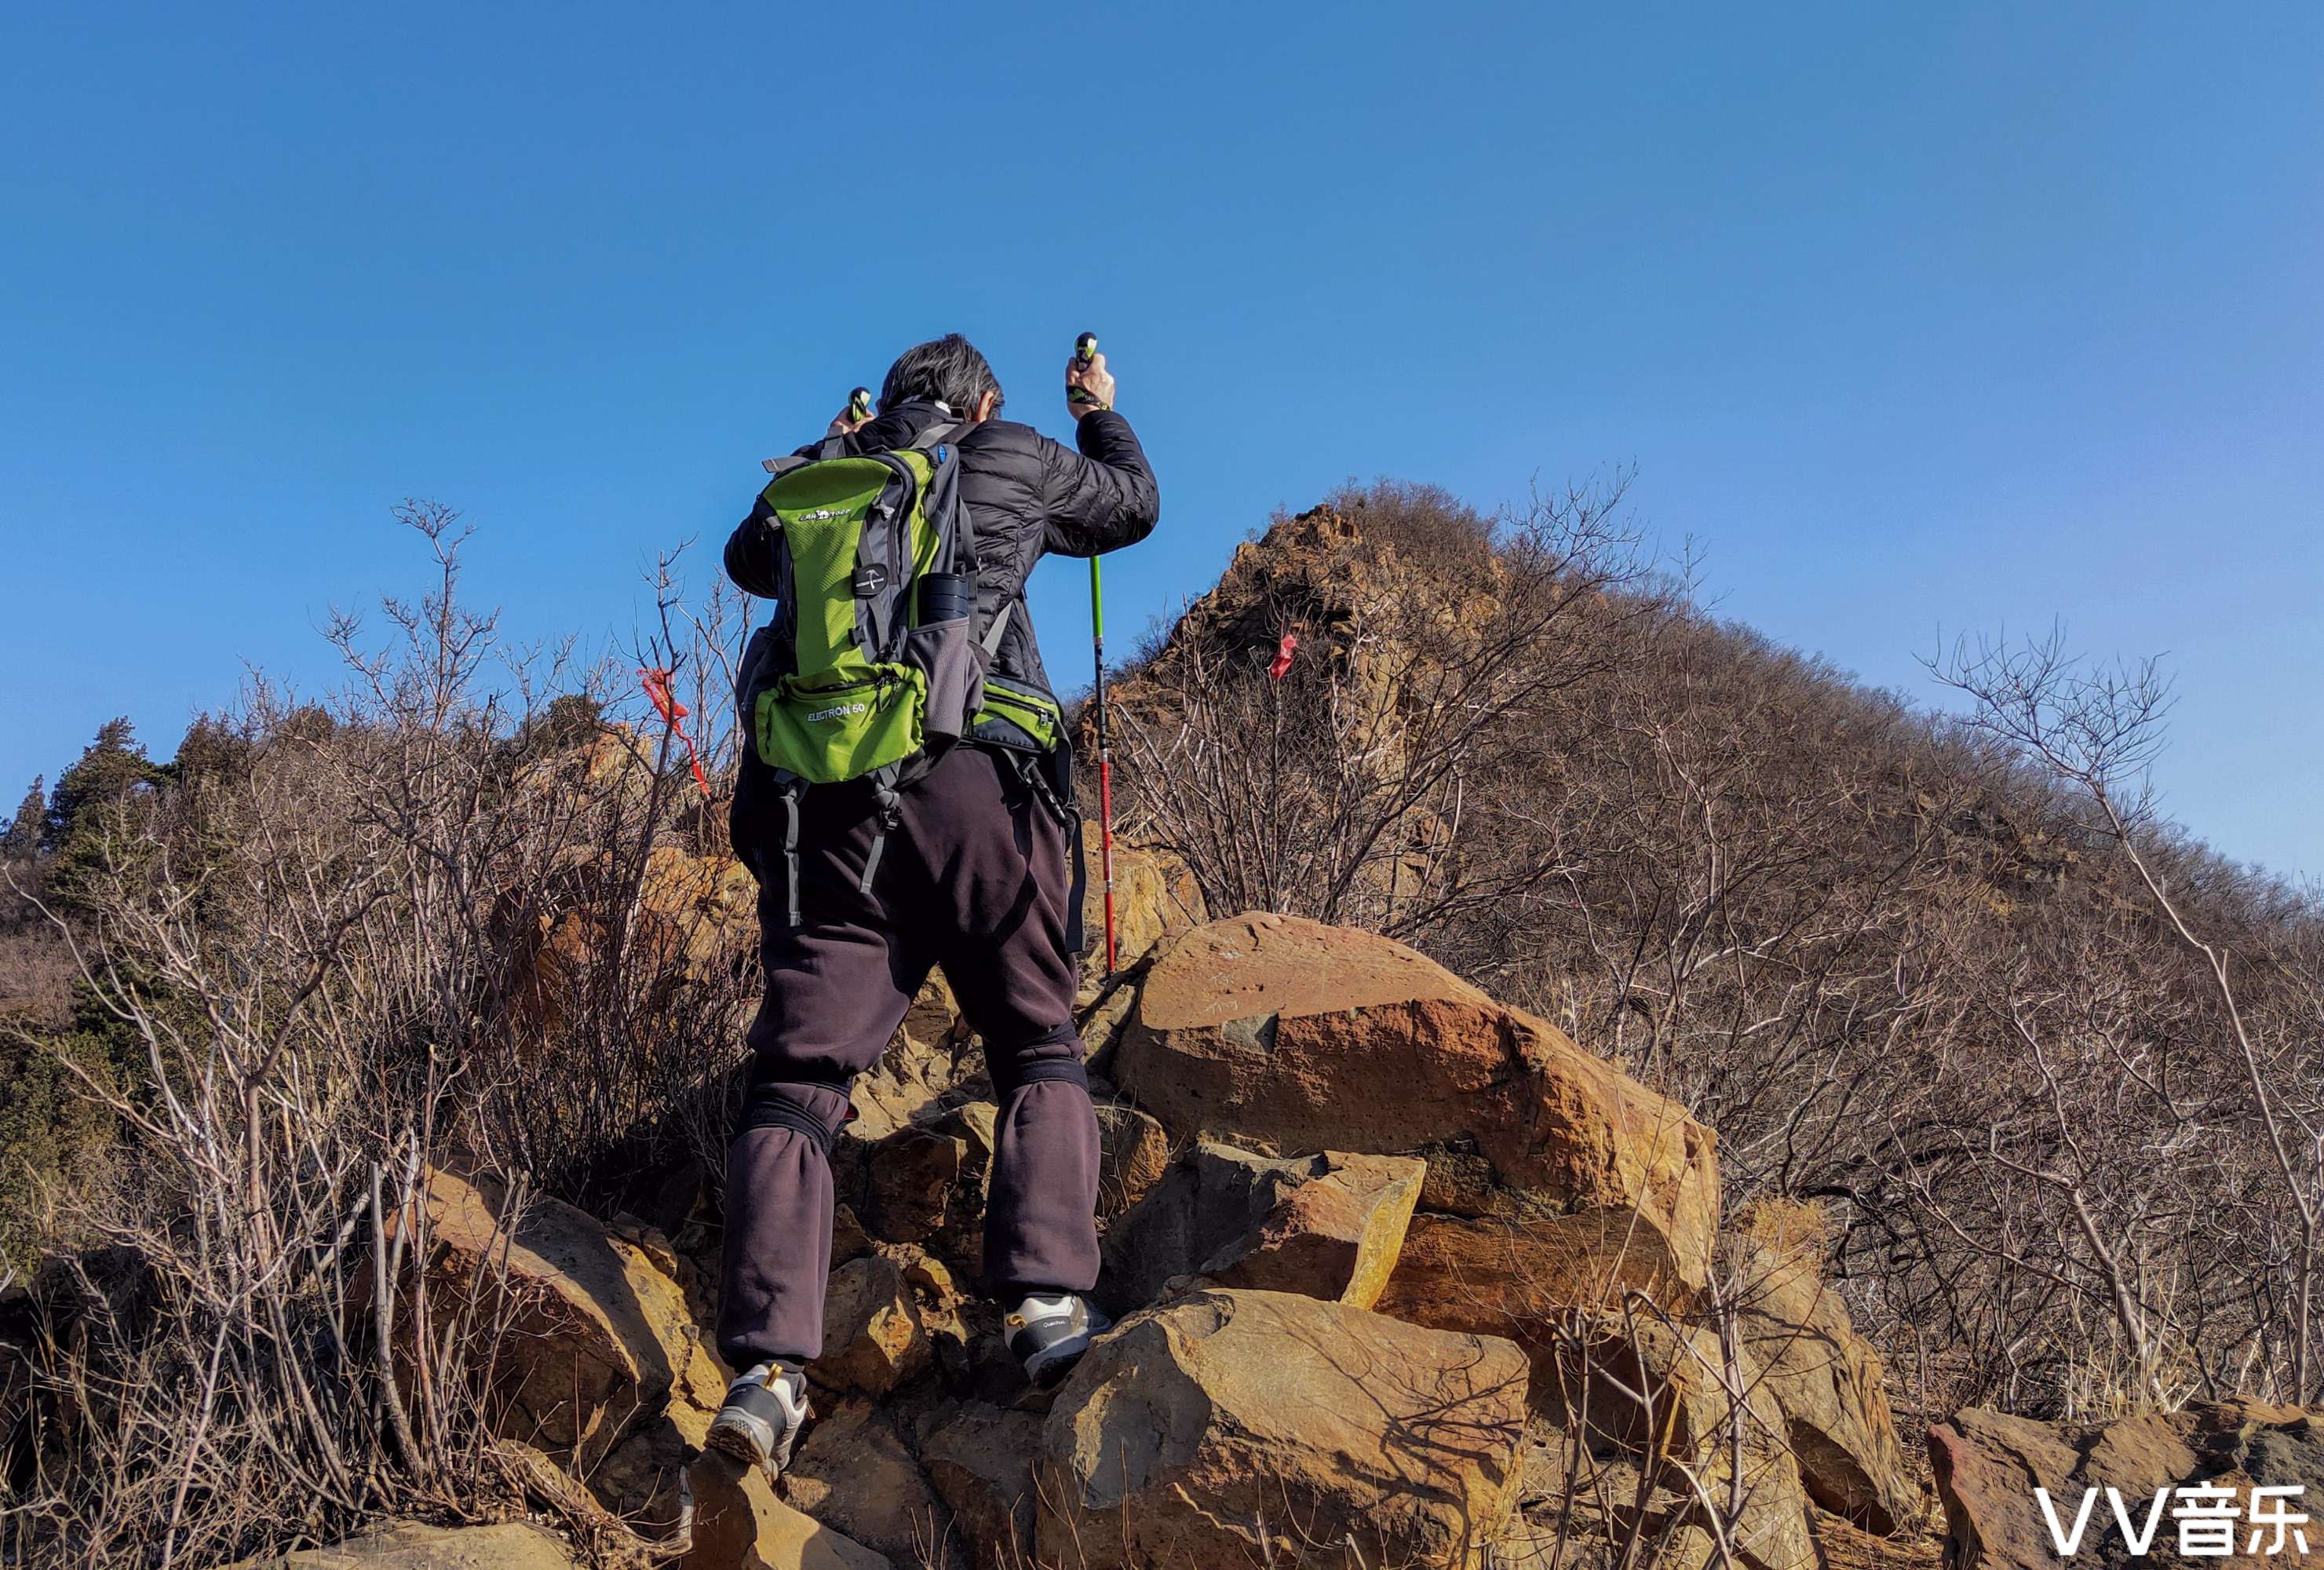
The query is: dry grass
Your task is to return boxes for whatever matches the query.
[0,506,757,1566]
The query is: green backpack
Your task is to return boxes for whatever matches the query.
[736,425,1063,921]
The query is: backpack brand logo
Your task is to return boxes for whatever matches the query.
[803,701,870,725]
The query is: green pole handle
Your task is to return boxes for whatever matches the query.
[1088,556,1105,640]
[1069,332,1104,409]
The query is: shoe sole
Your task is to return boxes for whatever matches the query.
[704,1414,777,1476]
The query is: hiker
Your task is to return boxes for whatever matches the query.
[708,334,1158,1475]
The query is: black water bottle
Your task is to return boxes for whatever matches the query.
[918,572,972,625]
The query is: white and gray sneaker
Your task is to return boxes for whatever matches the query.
[1007,1293,1111,1386]
[704,1361,810,1476]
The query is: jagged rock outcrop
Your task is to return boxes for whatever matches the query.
[809,1256,932,1396]
[1114,914,1721,1291]
[914,1400,1044,1568]
[414,1169,703,1462]
[20,467,1986,1570]
[274,887,1906,1570]
[1730,1229,1921,1534]
[1096,1140,1422,1313]
[1929,1400,2324,1569]
[1374,1209,1695,1356]
[781,1400,954,1565]
[1038,1288,1532,1569]
[684,1453,895,1569]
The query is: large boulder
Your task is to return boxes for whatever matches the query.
[684,1452,895,1569]
[1098,1140,1421,1314]
[1038,1287,1530,1568]
[1113,915,1719,1291]
[415,1169,694,1461]
[809,1256,931,1396]
[1509,1316,1820,1570]
[1929,1400,2324,1569]
[916,1401,1045,1570]
[1730,1231,1921,1535]
[592,1398,714,1541]
[780,1399,954,1566]
[223,1523,577,1568]
[1375,1208,1697,1367]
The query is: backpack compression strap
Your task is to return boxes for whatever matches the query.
[777,776,804,927]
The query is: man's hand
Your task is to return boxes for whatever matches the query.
[826,389,874,436]
[1066,350,1115,418]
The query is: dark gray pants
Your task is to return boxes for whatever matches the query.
[717,744,1100,1370]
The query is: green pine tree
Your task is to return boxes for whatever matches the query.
[167,714,255,784]
[2,776,42,860]
[44,717,162,855]
[43,720,168,911]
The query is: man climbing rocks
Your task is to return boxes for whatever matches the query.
[708,334,1158,1475]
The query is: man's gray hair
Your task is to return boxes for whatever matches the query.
[880,334,1005,417]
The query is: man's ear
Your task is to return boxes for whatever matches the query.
[974,390,999,422]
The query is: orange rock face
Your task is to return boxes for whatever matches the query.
[1115,914,1720,1291]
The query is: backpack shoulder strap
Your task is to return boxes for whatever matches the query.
[907,422,983,583]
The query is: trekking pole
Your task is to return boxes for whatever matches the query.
[1075,331,1119,976]
[1089,555,1118,977]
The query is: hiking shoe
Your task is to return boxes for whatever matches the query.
[1008,1293,1110,1386]
[704,1361,809,1476]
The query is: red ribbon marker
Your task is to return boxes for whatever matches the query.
[639,666,712,800]
[1268,632,1299,681]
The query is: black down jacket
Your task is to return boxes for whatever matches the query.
[723,397,1159,704]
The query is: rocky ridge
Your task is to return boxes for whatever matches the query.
[291,834,1936,1570]
[194,505,2320,1568]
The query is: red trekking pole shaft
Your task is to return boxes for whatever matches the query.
[1089,554,1118,976]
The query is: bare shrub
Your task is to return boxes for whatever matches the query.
[1924,630,2324,1408]
[1108,480,2324,1423]
[1113,476,1658,937]
[0,504,756,1565]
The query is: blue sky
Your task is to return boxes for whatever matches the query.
[4,2,2319,876]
